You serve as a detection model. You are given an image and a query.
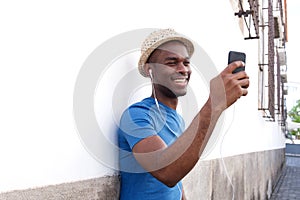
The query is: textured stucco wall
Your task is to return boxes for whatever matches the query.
[0,148,284,200]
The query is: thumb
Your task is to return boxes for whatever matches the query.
[227,61,245,73]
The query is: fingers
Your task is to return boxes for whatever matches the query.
[239,76,250,89]
[242,88,248,96]
[227,61,249,89]
[233,76,249,99]
[225,61,245,74]
[209,62,250,110]
[223,64,250,101]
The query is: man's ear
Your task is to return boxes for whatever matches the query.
[144,63,151,77]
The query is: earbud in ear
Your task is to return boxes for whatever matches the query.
[149,69,153,79]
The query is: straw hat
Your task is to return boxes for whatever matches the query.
[138,28,194,77]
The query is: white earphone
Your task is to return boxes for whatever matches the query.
[149,69,153,79]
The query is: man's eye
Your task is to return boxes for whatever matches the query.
[166,62,177,66]
[184,62,190,66]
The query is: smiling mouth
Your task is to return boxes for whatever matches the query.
[173,77,188,83]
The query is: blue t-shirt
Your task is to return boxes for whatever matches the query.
[118,97,185,200]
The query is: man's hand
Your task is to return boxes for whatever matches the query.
[209,61,249,112]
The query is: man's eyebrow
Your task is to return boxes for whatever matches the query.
[164,56,190,61]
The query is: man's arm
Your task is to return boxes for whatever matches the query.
[133,61,249,187]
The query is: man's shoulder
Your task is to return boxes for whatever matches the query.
[120,97,157,123]
[126,97,155,111]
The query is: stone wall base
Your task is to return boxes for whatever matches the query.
[183,148,285,200]
[0,148,285,200]
[0,176,120,200]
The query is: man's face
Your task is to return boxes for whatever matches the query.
[148,41,192,97]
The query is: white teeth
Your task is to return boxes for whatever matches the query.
[174,79,187,83]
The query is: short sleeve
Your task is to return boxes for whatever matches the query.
[119,104,157,149]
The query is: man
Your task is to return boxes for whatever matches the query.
[118,28,249,199]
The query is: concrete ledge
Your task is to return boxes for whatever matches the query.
[183,148,285,200]
[0,149,285,200]
[0,176,120,200]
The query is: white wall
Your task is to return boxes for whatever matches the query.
[0,0,285,193]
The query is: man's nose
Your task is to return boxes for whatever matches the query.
[177,62,190,74]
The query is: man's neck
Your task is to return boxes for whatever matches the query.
[151,93,178,110]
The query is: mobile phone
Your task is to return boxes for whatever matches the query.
[228,51,246,74]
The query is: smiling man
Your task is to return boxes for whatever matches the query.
[118,28,249,200]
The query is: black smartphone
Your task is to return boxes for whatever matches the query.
[228,51,246,74]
